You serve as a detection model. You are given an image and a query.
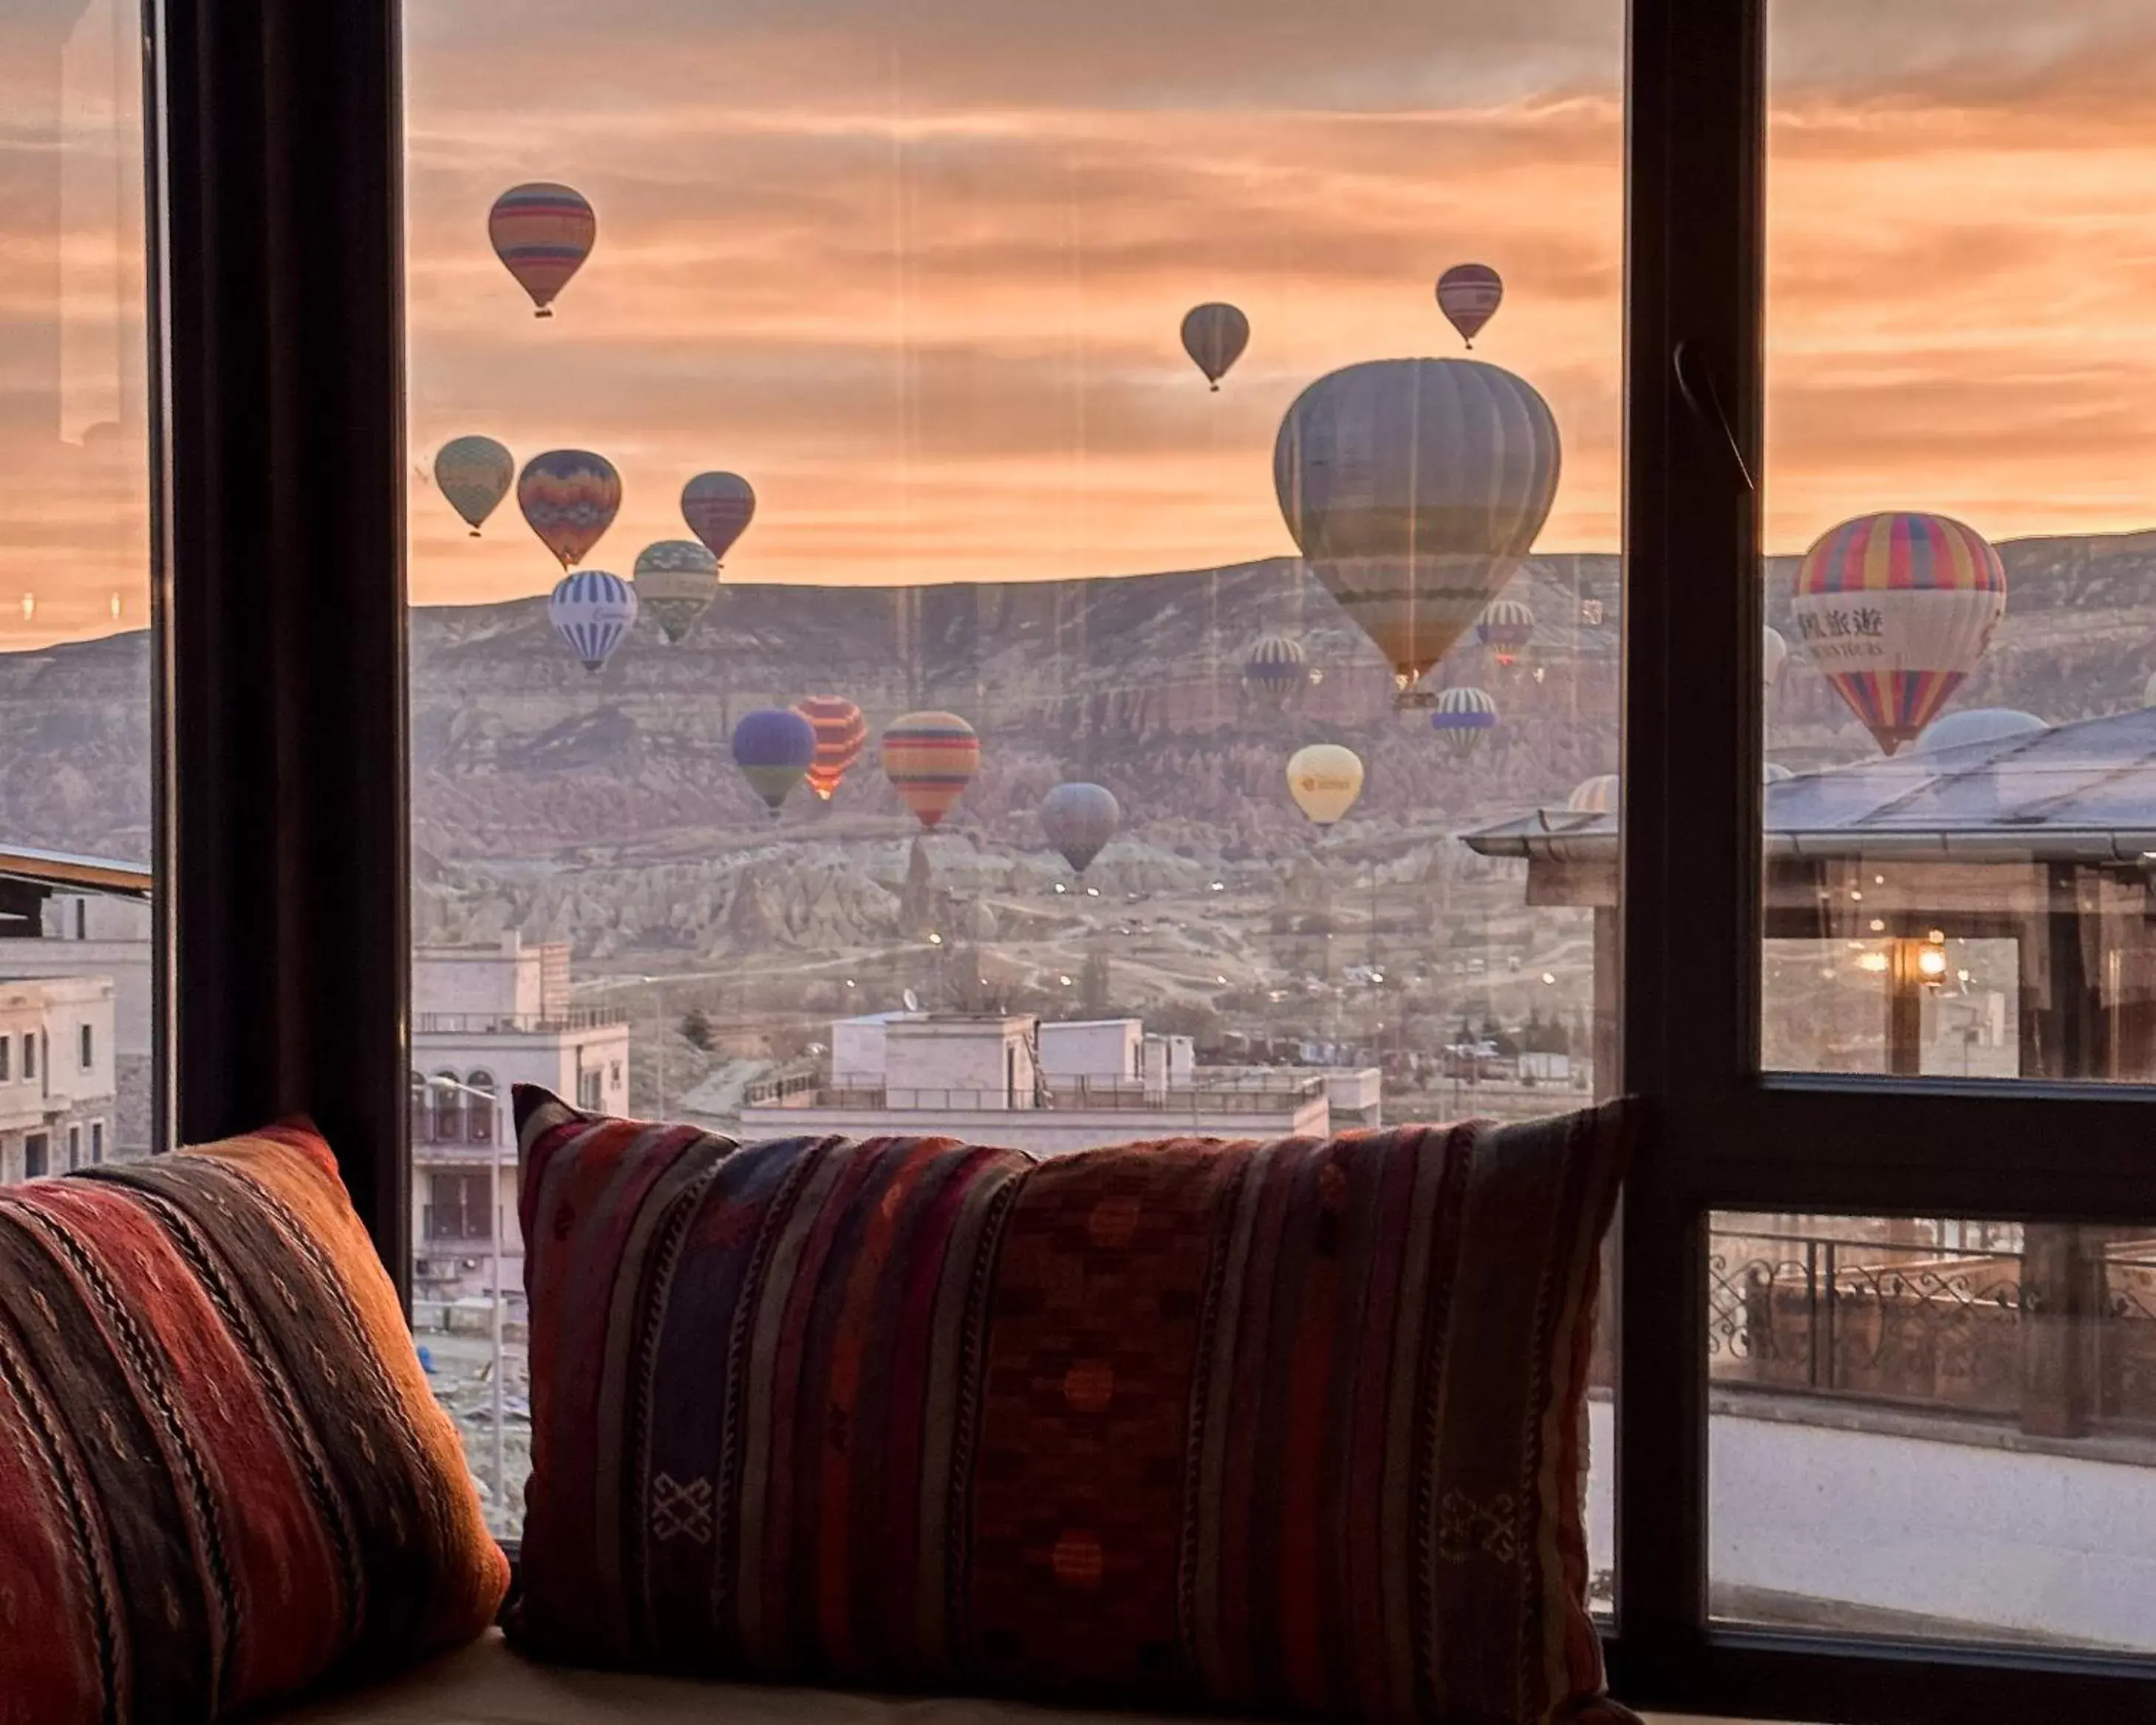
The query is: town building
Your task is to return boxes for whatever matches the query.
[744,1010,1379,1154]
[0,974,116,1182]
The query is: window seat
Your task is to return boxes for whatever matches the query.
[279,1631,1790,1725]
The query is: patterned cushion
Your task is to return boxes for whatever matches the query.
[510,1089,1632,1725]
[0,1120,511,1723]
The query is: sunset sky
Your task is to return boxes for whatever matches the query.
[4,0,2156,639]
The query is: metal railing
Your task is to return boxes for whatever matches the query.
[743,1072,1327,1115]
[1707,1227,2156,1432]
[415,1008,627,1035]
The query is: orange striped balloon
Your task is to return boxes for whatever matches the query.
[488,183,596,317]
[881,710,980,830]
[794,695,867,801]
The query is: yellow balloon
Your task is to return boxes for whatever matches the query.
[1286,744,1365,829]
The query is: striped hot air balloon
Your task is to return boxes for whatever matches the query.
[1763,625,1790,690]
[1275,358,1560,704]
[488,183,596,316]
[1244,633,1308,711]
[1791,512,2006,756]
[731,708,816,816]
[794,695,867,801]
[1566,773,1620,814]
[547,570,637,676]
[632,540,719,644]
[1476,597,1535,667]
[433,435,514,536]
[682,472,756,563]
[519,449,621,569]
[1436,262,1504,348]
[1180,303,1250,391]
[1040,782,1121,875]
[1429,685,1499,758]
[881,711,980,830]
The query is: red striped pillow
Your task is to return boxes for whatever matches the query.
[0,1121,509,1721]
[510,1089,1631,1724]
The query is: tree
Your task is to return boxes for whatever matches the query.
[679,1007,713,1052]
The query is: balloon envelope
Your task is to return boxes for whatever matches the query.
[1275,358,1560,698]
[1566,773,1620,814]
[794,695,867,800]
[519,449,621,569]
[434,435,514,535]
[1763,625,1790,690]
[1476,597,1535,667]
[882,711,980,830]
[1180,303,1250,389]
[731,707,816,814]
[1792,512,2006,755]
[1286,744,1364,829]
[1430,685,1498,758]
[1436,262,1504,347]
[1040,781,1121,874]
[548,570,637,675]
[1244,633,1308,710]
[682,472,757,563]
[632,540,720,644]
[1912,707,2046,755]
[488,183,596,316]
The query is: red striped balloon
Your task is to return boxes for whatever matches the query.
[488,183,596,317]
[794,695,867,801]
[881,711,980,830]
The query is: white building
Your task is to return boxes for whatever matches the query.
[0,890,153,1154]
[410,933,630,1314]
[743,1010,1378,1156]
[0,975,117,1181]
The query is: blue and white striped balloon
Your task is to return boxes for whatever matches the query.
[549,569,638,675]
[1429,685,1498,758]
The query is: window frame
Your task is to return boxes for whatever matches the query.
[148,0,2156,1716]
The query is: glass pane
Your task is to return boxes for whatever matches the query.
[0,1,156,1180]
[1710,1210,2156,1653]
[404,0,1623,1553]
[1761,4,2156,1081]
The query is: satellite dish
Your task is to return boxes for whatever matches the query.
[902,988,920,1013]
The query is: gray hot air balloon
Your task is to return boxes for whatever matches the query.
[1274,358,1560,703]
[433,435,514,536]
[1040,781,1121,875]
[632,540,720,644]
[1181,303,1250,391]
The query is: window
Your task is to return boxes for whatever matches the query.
[465,1069,495,1143]
[24,1135,47,1180]
[430,1069,462,1143]
[79,1023,92,1070]
[24,1034,37,1081]
[426,1171,491,1240]
[1,1038,13,1083]
[66,1125,80,1170]
[576,1069,602,1112]
[89,1121,103,1166]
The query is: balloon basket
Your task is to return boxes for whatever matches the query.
[1393,688,1439,710]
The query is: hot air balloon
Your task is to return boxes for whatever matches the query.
[1763,762,1795,783]
[1040,782,1120,875]
[882,711,980,830]
[434,435,514,536]
[682,472,756,564]
[548,570,637,676]
[519,449,621,569]
[1244,633,1308,711]
[1180,303,1249,391]
[795,695,867,800]
[2144,670,2156,710]
[632,540,720,644]
[488,183,596,317]
[1763,625,1790,690]
[1566,774,1620,814]
[1286,744,1364,829]
[1275,358,1560,704]
[1436,263,1504,348]
[1430,685,1498,758]
[1912,707,2046,755]
[1792,512,2006,756]
[731,708,816,816]
[1476,597,1535,667]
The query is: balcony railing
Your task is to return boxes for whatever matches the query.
[743,1073,1327,1114]
[415,1008,627,1035]
[1707,1227,2156,1435]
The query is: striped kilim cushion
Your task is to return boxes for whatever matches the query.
[0,1120,511,1724]
[510,1089,1634,1725]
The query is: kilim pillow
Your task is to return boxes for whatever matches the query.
[0,1120,510,1724]
[509,1087,1634,1725]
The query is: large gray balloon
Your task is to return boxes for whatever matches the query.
[1040,781,1122,875]
[1274,358,1560,693]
